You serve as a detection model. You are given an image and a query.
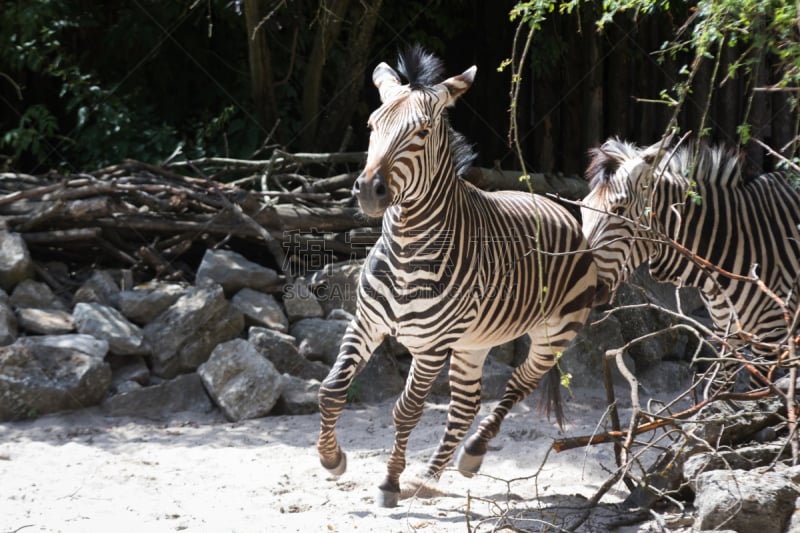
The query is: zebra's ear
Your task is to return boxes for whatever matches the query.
[373,62,403,103]
[641,134,673,165]
[440,65,477,105]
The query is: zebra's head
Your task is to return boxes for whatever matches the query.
[581,138,666,304]
[353,47,476,217]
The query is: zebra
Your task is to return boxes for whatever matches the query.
[581,138,800,386]
[317,46,597,508]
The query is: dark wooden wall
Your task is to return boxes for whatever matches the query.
[410,4,798,177]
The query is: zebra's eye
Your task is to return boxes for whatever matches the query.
[611,206,625,216]
[417,129,430,139]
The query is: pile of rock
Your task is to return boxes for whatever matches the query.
[0,223,704,423]
[0,226,384,422]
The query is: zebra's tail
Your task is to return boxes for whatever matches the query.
[538,365,565,431]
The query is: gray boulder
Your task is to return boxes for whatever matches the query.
[693,468,798,533]
[0,336,111,420]
[73,302,148,356]
[248,327,329,381]
[198,338,285,421]
[144,284,244,378]
[10,279,67,310]
[289,317,349,366]
[282,282,323,322]
[108,354,150,389]
[0,230,33,291]
[196,249,280,295]
[102,373,214,419]
[72,270,120,307]
[310,259,363,316]
[18,333,109,358]
[15,307,74,335]
[118,282,188,324]
[273,374,320,415]
[231,288,288,332]
[0,290,17,345]
[350,339,405,403]
[539,312,636,389]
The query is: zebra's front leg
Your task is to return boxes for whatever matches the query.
[456,339,560,477]
[423,349,489,481]
[318,320,383,476]
[377,350,448,508]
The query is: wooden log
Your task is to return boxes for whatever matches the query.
[22,228,102,243]
[463,167,589,199]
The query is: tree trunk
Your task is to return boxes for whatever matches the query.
[244,0,278,136]
[315,0,383,152]
[301,0,351,150]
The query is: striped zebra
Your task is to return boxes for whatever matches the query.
[582,138,800,384]
[317,46,597,507]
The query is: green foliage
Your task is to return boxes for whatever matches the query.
[3,104,59,163]
[0,0,254,172]
[509,0,800,152]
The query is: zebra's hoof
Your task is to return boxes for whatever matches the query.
[376,487,400,508]
[455,447,484,478]
[322,451,347,477]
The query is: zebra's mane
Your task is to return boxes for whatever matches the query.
[666,143,745,188]
[586,137,747,189]
[585,138,641,188]
[395,45,477,178]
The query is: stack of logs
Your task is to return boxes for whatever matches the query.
[0,150,587,289]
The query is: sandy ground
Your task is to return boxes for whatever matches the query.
[0,386,686,533]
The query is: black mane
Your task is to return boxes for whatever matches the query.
[584,138,640,188]
[396,45,445,88]
[395,45,477,177]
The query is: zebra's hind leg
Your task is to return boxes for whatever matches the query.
[421,349,490,483]
[376,350,449,508]
[456,340,559,477]
[318,319,382,477]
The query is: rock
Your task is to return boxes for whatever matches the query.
[693,468,798,533]
[118,282,188,324]
[0,337,111,420]
[10,279,67,310]
[350,340,405,403]
[289,317,349,366]
[638,360,694,393]
[15,307,74,335]
[557,310,636,389]
[73,302,148,356]
[488,340,516,366]
[248,327,329,381]
[684,444,790,481]
[102,373,214,419]
[18,333,109,359]
[231,288,288,332]
[309,259,363,316]
[273,374,320,415]
[197,338,285,421]
[0,230,33,291]
[0,290,18,345]
[282,282,323,321]
[73,270,121,307]
[144,284,244,378]
[195,249,280,295]
[326,308,354,322]
[108,354,150,389]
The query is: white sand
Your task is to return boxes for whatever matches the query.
[0,386,677,532]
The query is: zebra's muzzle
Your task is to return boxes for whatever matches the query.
[353,171,391,217]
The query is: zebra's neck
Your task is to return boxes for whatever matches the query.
[383,150,467,245]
